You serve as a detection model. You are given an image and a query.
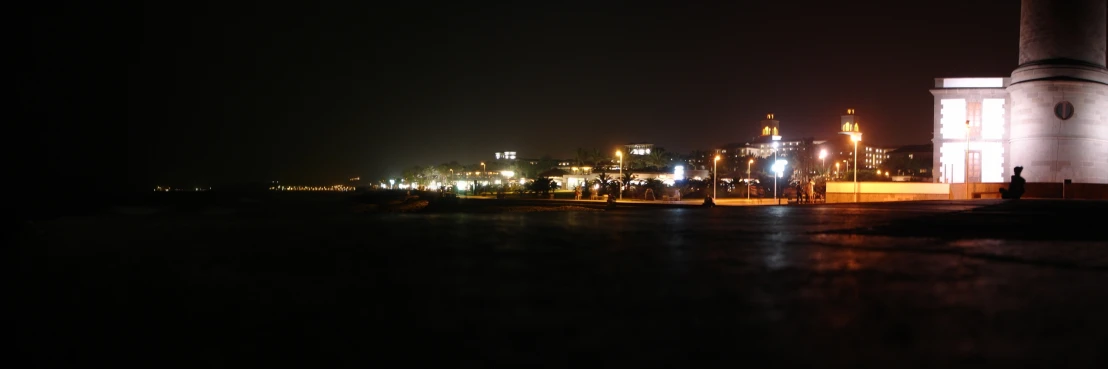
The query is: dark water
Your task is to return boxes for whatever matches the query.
[13,199,1108,368]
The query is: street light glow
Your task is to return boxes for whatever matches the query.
[772,159,788,177]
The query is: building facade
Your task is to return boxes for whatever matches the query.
[931,0,1108,184]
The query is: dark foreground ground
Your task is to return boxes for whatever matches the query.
[11,196,1108,368]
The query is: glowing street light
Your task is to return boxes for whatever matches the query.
[838,111,863,202]
[478,162,486,195]
[772,141,780,202]
[851,133,862,202]
[713,154,721,199]
[747,159,753,200]
[616,150,623,200]
[819,149,828,175]
[772,159,789,204]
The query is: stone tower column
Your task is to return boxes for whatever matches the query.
[1008,0,1108,184]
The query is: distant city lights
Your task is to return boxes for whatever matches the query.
[154,186,211,192]
[269,185,355,192]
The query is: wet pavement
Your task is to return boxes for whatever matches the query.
[13,199,1108,368]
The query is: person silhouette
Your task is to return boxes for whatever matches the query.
[1000,166,1026,199]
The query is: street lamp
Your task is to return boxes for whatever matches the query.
[713,154,721,199]
[771,159,788,205]
[772,141,779,202]
[747,159,753,200]
[819,149,827,176]
[616,150,623,200]
[851,133,861,202]
[965,119,971,199]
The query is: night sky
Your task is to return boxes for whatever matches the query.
[21,0,1020,191]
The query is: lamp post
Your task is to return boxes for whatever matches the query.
[713,154,721,199]
[819,149,827,177]
[772,142,779,202]
[771,158,788,205]
[851,133,861,202]
[965,120,971,199]
[747,159,753,200]
[616,150,623,200]
[835,162,840,179]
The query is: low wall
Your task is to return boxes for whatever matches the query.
[826,182,950,203]
[828,190,948,202]
[827,181,1108,202]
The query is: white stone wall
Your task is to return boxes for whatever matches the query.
[930,88,1011,183]
[1008,80,1108,183]
[1018,0,1106,68]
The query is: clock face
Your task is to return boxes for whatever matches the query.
[1054,101,1074,120]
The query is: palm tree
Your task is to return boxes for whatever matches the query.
[530,177,559,197]
[419,166,435,187]
[620,171,637,198]
[593,172,612,196]
[642,178,664,199]
[629,156,647,171]
[621,171,637,185]
[595,172,612,185]
[646,150,667,170]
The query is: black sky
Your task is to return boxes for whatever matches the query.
[20,0,1021,190]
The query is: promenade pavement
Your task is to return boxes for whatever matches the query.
[13,198,1107,368]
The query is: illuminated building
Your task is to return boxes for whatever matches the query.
[930,0,1107,184]
[624,143,654,156]
[733,114,821,159]
[886,144,933,180]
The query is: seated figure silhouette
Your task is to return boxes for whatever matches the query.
[1000,166,1026,199]
[703,196,715,207]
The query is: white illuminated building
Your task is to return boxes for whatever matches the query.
[932,84,1009,183]
[624,143,654,156]
[930,0,1107,184]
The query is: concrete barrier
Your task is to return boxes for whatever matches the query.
[826,182,950,203]
[827,181,1108,202]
